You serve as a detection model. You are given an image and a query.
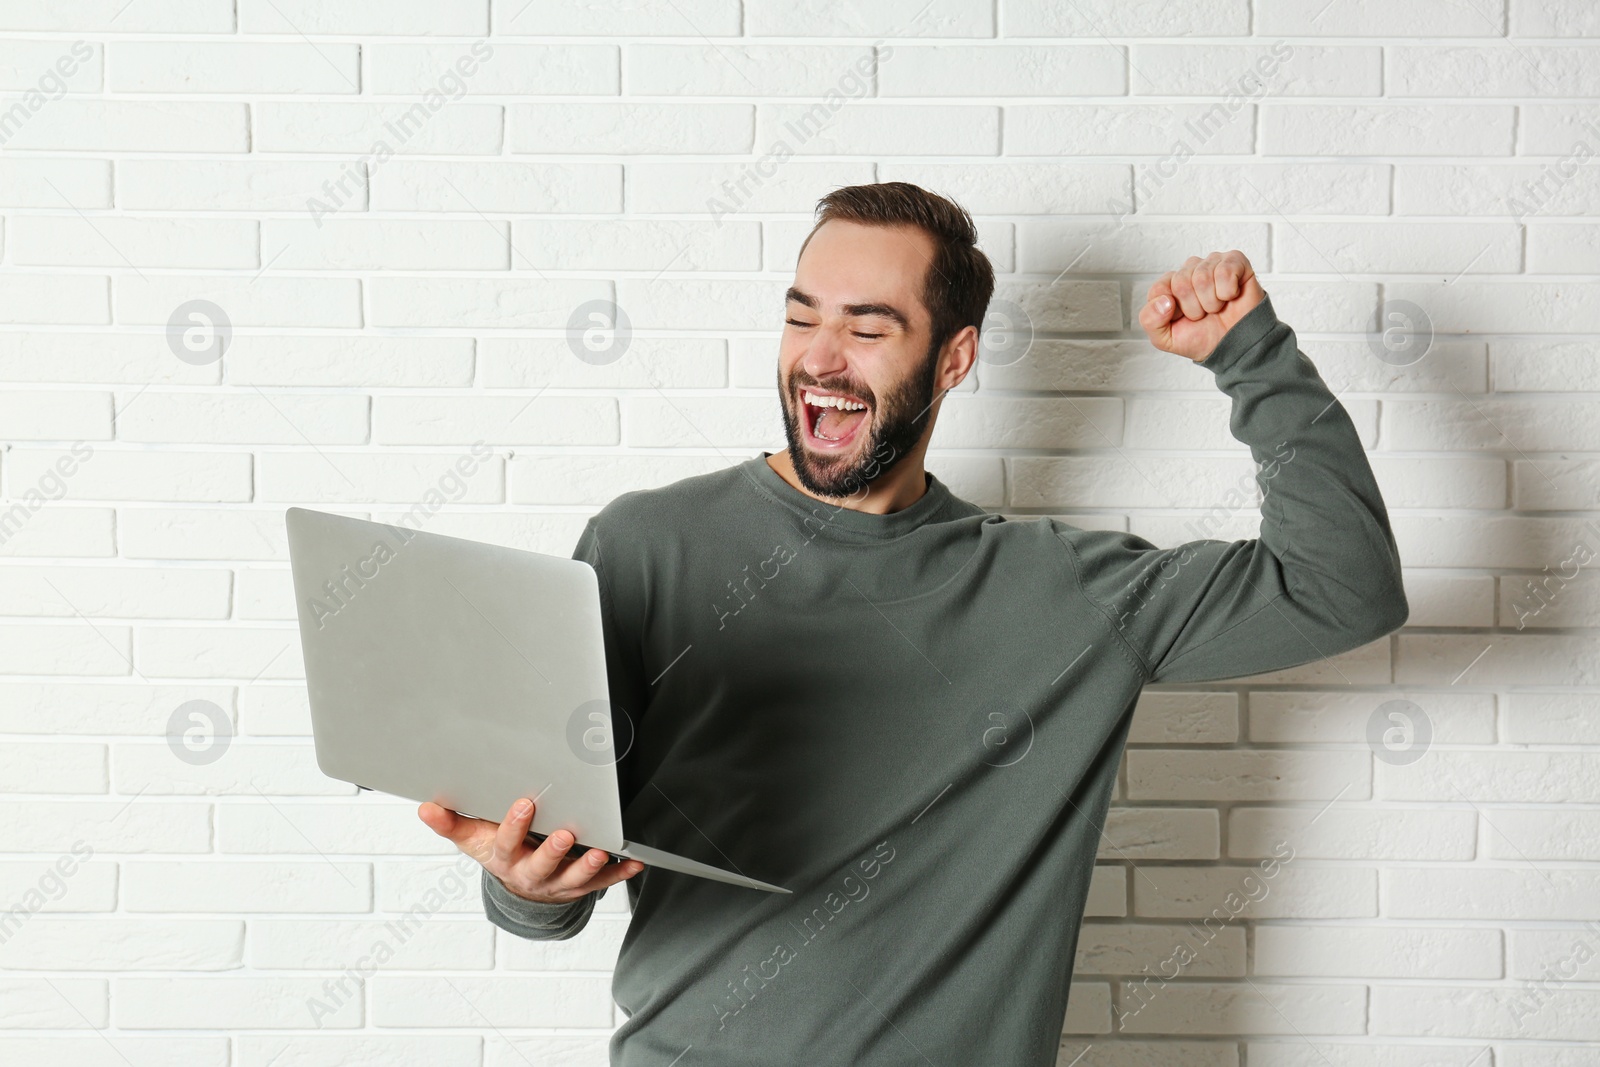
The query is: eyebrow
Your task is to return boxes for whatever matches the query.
[785,287,911,331]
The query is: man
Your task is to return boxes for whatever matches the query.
[419,182,1408,1065]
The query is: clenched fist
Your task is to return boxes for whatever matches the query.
[1138,250,1265,363]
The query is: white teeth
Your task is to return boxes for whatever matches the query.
[803,390,867,412]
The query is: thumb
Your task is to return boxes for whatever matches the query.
[1139,293,1176,350]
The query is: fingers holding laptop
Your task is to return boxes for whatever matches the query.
[418,796,645,904]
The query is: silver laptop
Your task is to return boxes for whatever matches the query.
[285,507,790,894]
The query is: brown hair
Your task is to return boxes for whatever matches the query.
[799,181,995,363]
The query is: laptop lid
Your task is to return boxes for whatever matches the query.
[285,507,629,852]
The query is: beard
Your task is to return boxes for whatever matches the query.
[777,339,941,500]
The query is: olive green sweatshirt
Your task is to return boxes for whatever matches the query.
[482,294,1408,1066]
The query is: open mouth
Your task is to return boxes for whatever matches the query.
[799,387,870,451]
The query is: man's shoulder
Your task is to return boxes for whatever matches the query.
[588,458,755,538]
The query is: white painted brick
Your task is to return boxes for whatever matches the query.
[1228,807,1477,860]
[1248,691,1495,744]
[369,43,615,95]
[0,507,115,558]
[1274,221,1521,275]
[0,682,231,735]
[1520,104,1600,154]
[511,218,759,271]
[1372,983,1600,1041]
[1257,0,1505,36]
[0,918,241,969]
[880,162,1131,214]
[883,46,1123,96]
[114,275,361,328]
[1484,809,1600,861]
[480,337,724,390]
[749,0,992,37]
[1137,162,1390,215]
[0,859,116,911]
[0,799,210,852]
[1075,921,1242,977]
[0,99,248,151]
[1128,751,1371,801]
[1263,105,1515,156]
[627,161,874,214]
[114,742,346,796]
[1126,691,1239,744]
[255,102,503,155]
[760,102,997,155]
[614,278,788,330]
[116,976,362,1028]
[114,391,367,445]
[218,800,453,854]
[1131,45,1379,97]
[0,743,105,793]
[257,451,503,504]
[1397,633,1600,688]
[1504,692,1600,744]
[375,859,488,914]
[109,42,361,94]
[1255,925,1501,978]
[236,565,294,621]
[122,861,370,912]
[1386,868,1600,920]
[1397,163,1600,217]
[135,625,302,679]
[1135,866,1377,919]
[0,1,234,33]
[1097,807,1219,860]
[239,0,488,35]
[1399,572,1495,629]
[374,395,617,446]
[0,623,131,675]
[0,39,101,91]
[0,564,229,618]
[0,157,110,207]
[224,336,473,388]
[765,217,1011,275]
[1002,0,1246,36]
[1115,982,1365,1035]
[0,390,110,439]
[0,978,107,1027]
[1391,46,1600,97]
[10,216,257,269]
[1378,751,1600,803]
[368,277,607,328]
[510,102,751,154]
[0,274,108,324]
[1390,281,1600,333]
[237,1034,477,1067]
[1527,223,1600,272]
[263,219,509,271]
[630,44,870,96]
[118,507,291,561]
[118,159,367,212]
[1515,0,1600,35]
[1017,220,1269,274]
[1509,928,1600,981]
[370,975,613,1027]
[372,160,620,212]
[240,684,313,736]
[500,914,626,971]
[248,919,492,969]
[1008,104,1255,155]
[0,1038,227,1066]
[8,448,250,503]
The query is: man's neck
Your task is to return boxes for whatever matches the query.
[764,450,930,516]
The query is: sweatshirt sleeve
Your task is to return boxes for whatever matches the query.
[476,514,647,940]
[1055,292,1409,684]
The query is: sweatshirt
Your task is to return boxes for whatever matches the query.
[481,294,1409,1066]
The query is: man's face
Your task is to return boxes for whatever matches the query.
[778,219,943,499]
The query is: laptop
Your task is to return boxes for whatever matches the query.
[284,507,790,894]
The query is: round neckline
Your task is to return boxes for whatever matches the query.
[742,451,954,540]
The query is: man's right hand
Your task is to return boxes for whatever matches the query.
[419,796,645,904]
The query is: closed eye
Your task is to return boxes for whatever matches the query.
[785,318,884,340]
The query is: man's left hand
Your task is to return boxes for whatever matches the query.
[1138,250,1265,363]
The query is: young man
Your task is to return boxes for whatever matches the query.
[419,182,1408,1065]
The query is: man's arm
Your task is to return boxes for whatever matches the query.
[1057,251,1408,684]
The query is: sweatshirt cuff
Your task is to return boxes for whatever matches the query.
[1195,292,1282,374]
[481,868,593,930]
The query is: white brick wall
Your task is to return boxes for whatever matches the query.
[0,1,1596,1063]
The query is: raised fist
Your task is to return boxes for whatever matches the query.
[1138,250,1266,363]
